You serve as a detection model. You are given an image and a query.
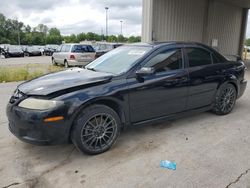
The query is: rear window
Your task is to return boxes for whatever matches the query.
[71,45,95,53]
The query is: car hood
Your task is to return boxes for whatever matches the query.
[18,68,113,96]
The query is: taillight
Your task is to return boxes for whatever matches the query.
[70,54,75,60]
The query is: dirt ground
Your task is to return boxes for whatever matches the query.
[0,62,250,188]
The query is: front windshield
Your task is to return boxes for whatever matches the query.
[9,46,22,51]
[86,46,151,75]
[28,46,39,51]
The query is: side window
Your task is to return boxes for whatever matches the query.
[60,45,66,52]
[72,45,88,53]
[145,49,183,73]
[186,48,212,67]
[87,46,95,52]
[64,45,71,52]
[212,54,220,64]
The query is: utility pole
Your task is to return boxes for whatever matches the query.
[101,28,104,41]
[105,7,109,40]
[120,20,123,36]
[14,17,21,45]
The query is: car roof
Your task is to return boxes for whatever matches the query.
[63,43,92,46]
[126,41,211,48]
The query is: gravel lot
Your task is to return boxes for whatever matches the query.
[0,62,250,188]
[0,56,51,66]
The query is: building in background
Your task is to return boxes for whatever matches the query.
[142,0,249,55]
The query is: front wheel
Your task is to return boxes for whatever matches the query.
[71,105,121,155]
[212,83,237,115]
[52,58,57,66]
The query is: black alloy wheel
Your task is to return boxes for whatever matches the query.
[71,105,121,155]
[213,83,237,115]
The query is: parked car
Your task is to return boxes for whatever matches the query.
[245,46,250,53]
[23,46,42,56]
[6,42,247,155]
[44,45,59,56]
[3,45,24,58]
[94,42,123,58]
[52,43,96,67]
[0,46,4,58]
[36,45,45,55]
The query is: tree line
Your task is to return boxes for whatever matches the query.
[245,38,250,46]
[0,13,141,45]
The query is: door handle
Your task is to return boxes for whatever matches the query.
[216,70,226,74]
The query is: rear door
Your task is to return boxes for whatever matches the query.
[185,47,223,109]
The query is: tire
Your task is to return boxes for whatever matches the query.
[64,60,69,68]
[71,104,121,155]
[52,58,57,66]
[212,83,237,115]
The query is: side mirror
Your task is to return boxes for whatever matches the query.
[136,67,155,77]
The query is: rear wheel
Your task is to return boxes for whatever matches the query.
[71,105,121,155]
[212,83,237,115]
[64,60,69,68]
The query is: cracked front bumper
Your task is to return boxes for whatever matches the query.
[6,103,71,145]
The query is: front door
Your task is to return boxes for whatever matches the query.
[128,48,189,123]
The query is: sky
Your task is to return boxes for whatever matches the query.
[0,0,250,38]
[0,0,142,37]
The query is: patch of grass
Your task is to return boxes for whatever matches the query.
[0,64,65,83]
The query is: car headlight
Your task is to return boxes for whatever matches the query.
[18,98,63,110]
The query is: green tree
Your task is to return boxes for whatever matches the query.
[36,24,48,34]
[107,35,118,42]
[25,25,31,33]
[245,38,250,46]
[31,32,45,45]
[128,36,141,43]
[49,28,61,36]
[46,28,62,44]
[77,33,86,41]
[117,35,127,42]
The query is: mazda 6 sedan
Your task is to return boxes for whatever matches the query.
[6,42,247,155]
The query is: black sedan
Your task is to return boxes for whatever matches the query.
[23,46,42,56]
[4,45,24,58]
[44,45,59,56]
[6,42,247,155]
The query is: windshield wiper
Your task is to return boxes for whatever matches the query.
[86,67,96,72]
